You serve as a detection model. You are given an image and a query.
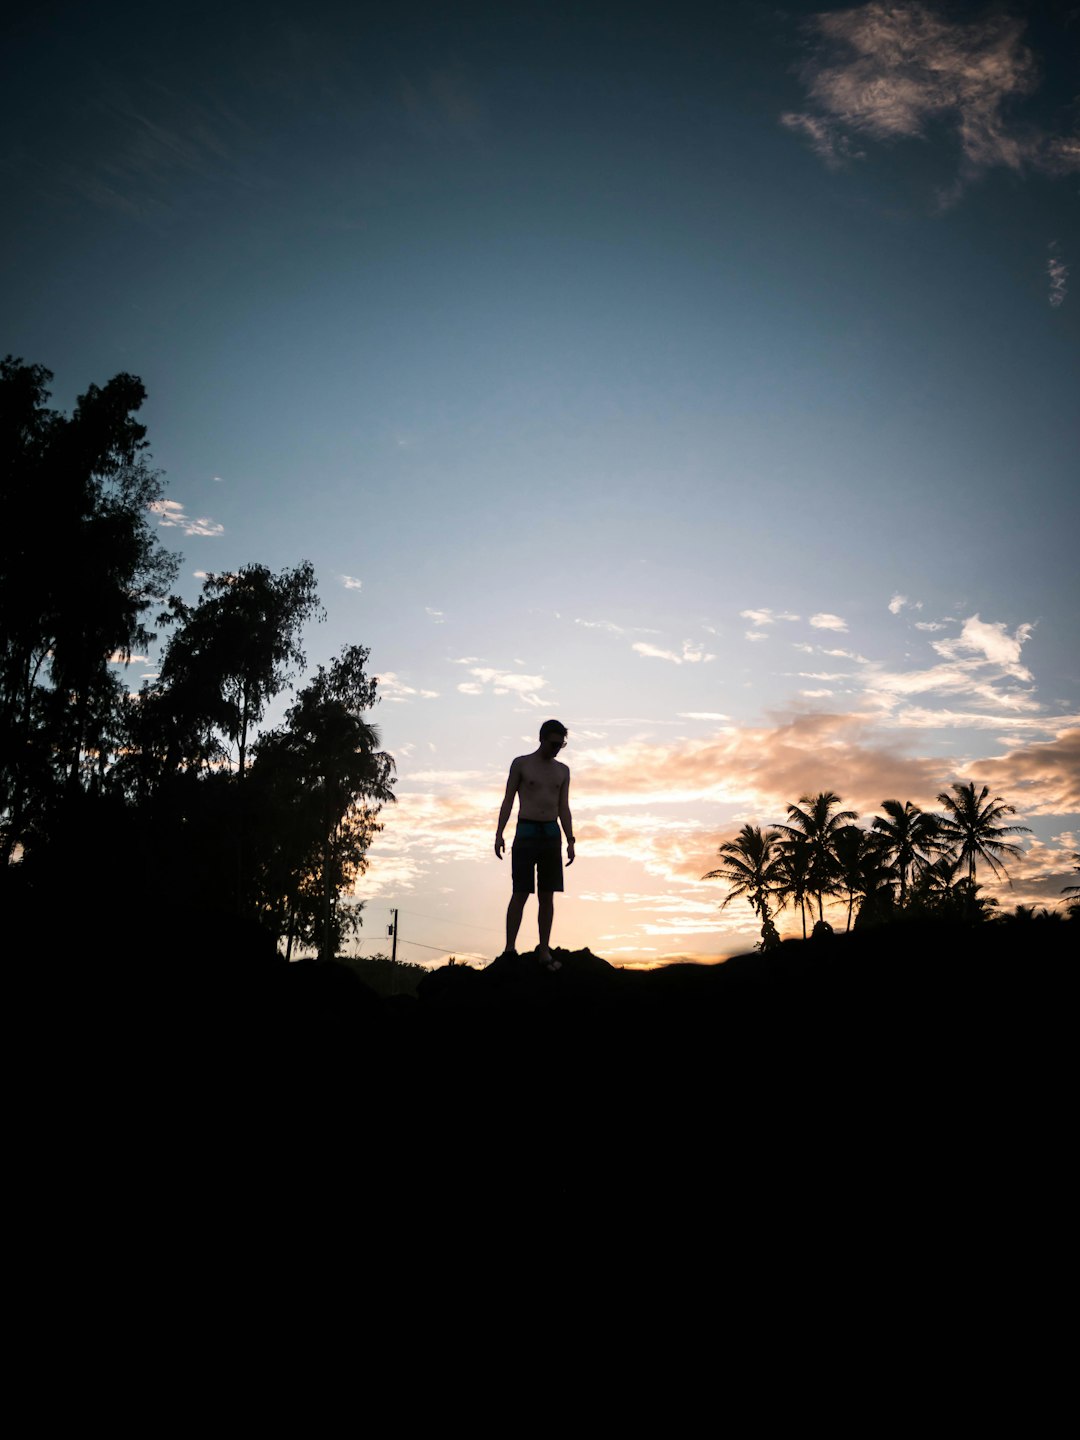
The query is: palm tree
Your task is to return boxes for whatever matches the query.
[832,824,893,931]
[772,836,814,939]
[935,781,1030,886]
[872,799,939,909]
[776,791,858,924]
[702,824,783,928]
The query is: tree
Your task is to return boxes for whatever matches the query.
[872,800,939,909]
[249,645,395,959]
[935,782,1030,888]
[833,825,894,932]
[773,837,814,939]
[776,792,859,924]
[1,357,178,859]
[153,562,323,780]
[702,824,783,932]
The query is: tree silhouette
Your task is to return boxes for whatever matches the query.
[833,824,893,931]
[0,357,177,859]
[872,799,939,909]
[776,792,859,924]
[702,824,783,930]
[250,645,395,959]
[773,836,814,939]
[154,562,323,780]
[935,782,1030,887]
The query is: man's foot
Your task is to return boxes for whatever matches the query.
[537,950,562,972]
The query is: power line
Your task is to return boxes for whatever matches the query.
[391,906,502,936]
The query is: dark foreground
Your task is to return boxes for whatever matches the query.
[12,902,1072,1379]
[24,910,1073,1210]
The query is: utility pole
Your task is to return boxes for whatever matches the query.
[388,908,398,965]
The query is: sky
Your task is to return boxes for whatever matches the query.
[3,0,1078,964]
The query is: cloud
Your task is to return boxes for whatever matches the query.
[914,620,946,632]
[809,613,848,632]
[108,651,149,664]
[889,594,923,616]
[677,712,731,721]
[930,614,1032,671]
[341,575,363,590]
[1048,243,1068,307]
[977,729,1080,816]
[377,672,439,703]
[458,667,551,706]
[740,608,800,626]
[740,607,800,639]
[572,713,946,817]
[575,618,660,636]
[425,607,445,623]
[891,707,1080,734]
[149,499,224,537]
[632,640,715,665]
[782,2,1080,195]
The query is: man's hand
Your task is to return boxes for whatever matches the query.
[566,839,575,866]
[495,835,506,860]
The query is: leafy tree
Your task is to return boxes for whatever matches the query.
[1,357,177,859]
[153,562,323,780]
[935,782,1030,888]
[702,824,783,933]
[776,791,858,924]
[249,645,395,959]
[871,799,939,909]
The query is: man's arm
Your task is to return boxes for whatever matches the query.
[559,770,575,866]
[495,759,521,859]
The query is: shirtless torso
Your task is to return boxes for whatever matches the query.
[510,751,570,822]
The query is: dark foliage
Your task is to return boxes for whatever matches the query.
[3,358,393,955]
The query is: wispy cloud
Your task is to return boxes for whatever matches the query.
[739,607,800,640]
[425,607,445,623]
[782,2,1080,197]
[575,617,661,637]
[149,499,224,537]
[377,672,439,703]
[457,667,551,706]
[633,640,716,665]
[1048,242,1069,307]
[888,593,923,615]
[341,575,363,590]
[809,612,848,632]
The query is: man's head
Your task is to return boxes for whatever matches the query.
[539,718,568,756]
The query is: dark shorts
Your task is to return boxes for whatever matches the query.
[511,820,564,894]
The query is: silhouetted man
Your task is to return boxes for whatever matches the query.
[495,719,575,969]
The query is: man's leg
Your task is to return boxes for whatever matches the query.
[505,892,528,954]
[537,891,556,964]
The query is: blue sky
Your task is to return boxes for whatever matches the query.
[4,0,1078,961]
